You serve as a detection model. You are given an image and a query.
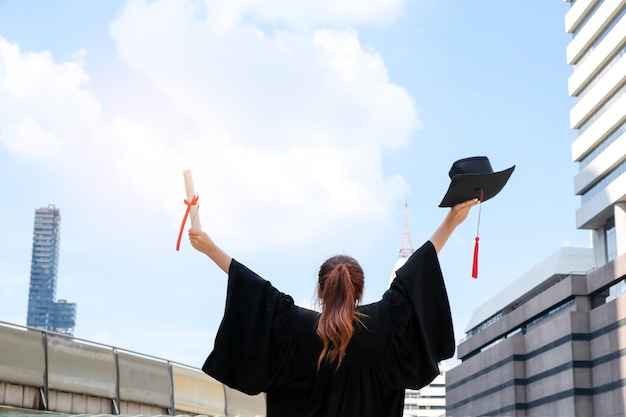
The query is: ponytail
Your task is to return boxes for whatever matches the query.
[316,255,365,370]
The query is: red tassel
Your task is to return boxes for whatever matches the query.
[471,188,484,279]
[472,237,479,278]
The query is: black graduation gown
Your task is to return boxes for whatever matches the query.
[202,241,455,417]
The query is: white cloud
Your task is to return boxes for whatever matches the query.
[203,0,405,30]
[2,117,61,158]
[0,38,103,163]
[107,0,420,250]
[0,0,421,256]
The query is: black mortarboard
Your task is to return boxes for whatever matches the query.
[439,156,515,208]
[439,156,515,278]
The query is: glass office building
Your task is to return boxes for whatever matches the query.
[26,205,76,335]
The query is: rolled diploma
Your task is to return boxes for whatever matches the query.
[183,169,202,231]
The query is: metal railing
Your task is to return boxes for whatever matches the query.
[0,320,264,417]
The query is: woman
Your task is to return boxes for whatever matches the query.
[189,198,478,417]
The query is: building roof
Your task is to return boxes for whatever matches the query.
[464,246,596,333]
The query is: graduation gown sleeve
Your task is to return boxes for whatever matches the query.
[202,259,296,395]
[386,240,455,389]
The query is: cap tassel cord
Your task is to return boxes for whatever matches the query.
[472,189,484,278]
[176,194,199,251]
[472,238,480,278]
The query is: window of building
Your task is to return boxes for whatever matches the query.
[593,264,626,306]
[607,278,626,302]
[467,298,576,357]
[606,217,617,262]
[577,82,626,137]
[575,4,626,68]
[525,298,575,332]
[571,0,605,36]
[577,44,626,105]
[466,311,503,337]
[580,120,626,168]
[581,160,626,203]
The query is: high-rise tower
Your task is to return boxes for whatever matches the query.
[26,205,76,335]
[399,198,414,258]
[390,199,415,285]
[566,0,626,265]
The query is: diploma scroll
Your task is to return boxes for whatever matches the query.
[176,169,202,251]
[183,169,202,231]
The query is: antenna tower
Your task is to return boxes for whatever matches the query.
[399,198,414,258]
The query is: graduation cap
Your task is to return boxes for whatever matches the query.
[439,156,515,278]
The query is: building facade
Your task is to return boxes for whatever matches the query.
[446,250,626,416]
[567,0,626,264]
[445,248,602,416]
[446,2,626,415]
[26,204,77,335]
[403,363,447,417]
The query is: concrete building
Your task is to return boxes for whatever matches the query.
[26,204,77,335]
[568,0,626,263]
[446,248,599,416]
[403,363,447,417]
[446,1,626,415]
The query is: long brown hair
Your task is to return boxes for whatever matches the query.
[316,255,365,370]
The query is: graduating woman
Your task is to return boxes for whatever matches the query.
[185,156,514,416]
[188,197,479,417]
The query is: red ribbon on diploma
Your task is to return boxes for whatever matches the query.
[176,194,199,251]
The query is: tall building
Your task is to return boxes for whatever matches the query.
[403,363,448,417]
[567,0,626,264]
[390,199,415,285]
[26,205,77,335]
[445,248,597,416]
[391,200,448,417]
[446,2,626,416]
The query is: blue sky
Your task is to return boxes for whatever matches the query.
[0,0,590,367]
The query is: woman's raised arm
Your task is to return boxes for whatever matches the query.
[189,229,232,274]
[429,198,479,254]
